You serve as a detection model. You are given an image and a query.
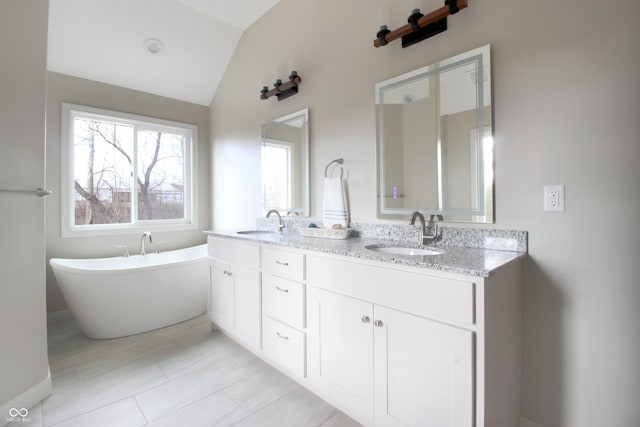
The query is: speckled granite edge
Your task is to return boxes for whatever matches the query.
[207,228,525,277]
[256,218,528,253]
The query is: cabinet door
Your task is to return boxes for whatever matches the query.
[307,287,374,422]
[209,258,233,331]
[232,264,261,349]
[374,306,474,427]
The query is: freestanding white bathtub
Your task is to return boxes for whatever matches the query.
[50,244,209,339]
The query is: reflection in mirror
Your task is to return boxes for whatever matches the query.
[262,108,309,216]
[376,45,493,223]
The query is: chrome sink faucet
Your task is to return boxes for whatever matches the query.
[140,231,153,255]
[266,210,285,232]
[410,211,439,245]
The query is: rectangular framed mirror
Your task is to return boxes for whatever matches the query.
[375,45,493,223]
[262,108,309,216]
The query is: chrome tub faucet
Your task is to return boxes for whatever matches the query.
[140,231,153,255]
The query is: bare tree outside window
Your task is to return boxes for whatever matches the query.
[137,130,185,220]
[72,117,187,225]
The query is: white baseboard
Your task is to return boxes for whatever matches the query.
[0,369,52,427]
[520,416,545,427]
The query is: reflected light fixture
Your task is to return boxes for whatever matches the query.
[260,71,302,101]
[375,0,468,48]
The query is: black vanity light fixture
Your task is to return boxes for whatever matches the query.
[375,0,468,48]
[260,71,302,101]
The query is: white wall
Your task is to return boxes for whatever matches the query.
[45,72,211,313]
[0,0,51,414]
[210,0,640,426]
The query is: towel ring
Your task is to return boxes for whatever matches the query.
[325,158,344,178]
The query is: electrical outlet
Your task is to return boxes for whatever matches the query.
[544,185,565,212]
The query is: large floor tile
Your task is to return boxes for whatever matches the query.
[156,331,238,379]
[43,363,167,426]
[47,398,146,427]
[45,314,360,427]
[145,390,247,427]
[134,357,249,421]
[321,410,365,427]
[232,385,340,427]
[225,366,300,414]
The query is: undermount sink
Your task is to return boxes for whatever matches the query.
[236,230,275,235]
[365,244,445,256]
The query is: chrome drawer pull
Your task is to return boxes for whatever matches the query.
[361,315,370,323]
[275,260,289,267]
[276,331,289,340]
[276,286,289,293]
[374,320,384,328]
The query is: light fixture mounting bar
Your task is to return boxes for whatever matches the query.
[374,0,468,48]
[260,71,302,101]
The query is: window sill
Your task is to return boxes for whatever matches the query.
[61,221,198,238]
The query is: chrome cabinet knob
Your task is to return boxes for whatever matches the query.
[361,315,371,323]
[374,320,384,328]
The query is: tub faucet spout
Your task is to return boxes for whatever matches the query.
[140,231,153,255]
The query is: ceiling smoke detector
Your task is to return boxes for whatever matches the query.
[143,38,165,55]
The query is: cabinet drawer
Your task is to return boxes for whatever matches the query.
[262,317,306,378]
[263,275,305,329]
[307,255,475,326]
[207,236,260,269]
[262,247,305,281]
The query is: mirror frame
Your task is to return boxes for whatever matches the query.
[375,45,493,223]
[261,108,310,216]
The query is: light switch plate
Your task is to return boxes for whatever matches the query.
[544,185,565,212]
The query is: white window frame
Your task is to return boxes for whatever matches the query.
[61,102,198,237]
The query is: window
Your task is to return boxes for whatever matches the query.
[61,103,197,236]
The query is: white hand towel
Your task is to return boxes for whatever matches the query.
[322,176,349,228]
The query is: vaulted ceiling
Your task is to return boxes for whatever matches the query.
[47,0,280,106]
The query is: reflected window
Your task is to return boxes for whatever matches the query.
[262,141,293,211]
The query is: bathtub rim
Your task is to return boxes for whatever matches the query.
[49,243,208,274]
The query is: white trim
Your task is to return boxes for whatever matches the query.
[0,369,51,426]
[60,103,198,237]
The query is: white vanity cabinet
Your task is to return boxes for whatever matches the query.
[207,236,261,350]
[306,253,521,427]
[206,233,522,427]
[260,247,307,378]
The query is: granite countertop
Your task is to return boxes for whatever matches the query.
[205,228,526,278]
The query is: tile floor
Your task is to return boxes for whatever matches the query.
[29,313,362,427]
